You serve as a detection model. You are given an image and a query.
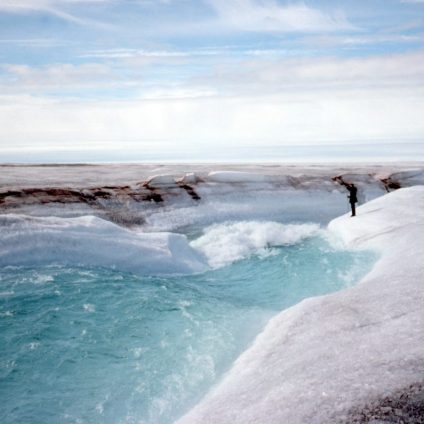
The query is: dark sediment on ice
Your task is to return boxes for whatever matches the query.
[380,177,402,192]
[0,169,408,209]
[345,383,424,423]
[1,165,422,228]
[0,182,201,227]
[0,183,200,207]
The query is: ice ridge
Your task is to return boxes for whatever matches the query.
[0,214,208,275]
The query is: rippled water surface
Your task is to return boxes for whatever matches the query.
[0,235,374,424]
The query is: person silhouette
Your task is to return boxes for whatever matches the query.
[332,176,358,217]
[344,183,358,217]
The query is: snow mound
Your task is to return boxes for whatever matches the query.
[145,174,178,187]
[177,186,424,424]
[190,221,319,268]
[178,172,202,184]
[0,214,207,275]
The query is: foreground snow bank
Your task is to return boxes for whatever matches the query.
[0,215,207,275]
[177,186,424,424]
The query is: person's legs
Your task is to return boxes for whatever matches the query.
[351,202,356,217]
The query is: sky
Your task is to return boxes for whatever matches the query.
[0,0,423,162]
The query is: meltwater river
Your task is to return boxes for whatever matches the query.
[0,218,375,424]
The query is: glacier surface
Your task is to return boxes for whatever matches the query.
[0,214,207,275]
[1,164,423,422]
[177,186,424,424]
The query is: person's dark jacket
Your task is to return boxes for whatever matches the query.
[347,185,358,204]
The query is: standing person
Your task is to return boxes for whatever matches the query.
[345,183,358,217]
[332,176,358,217]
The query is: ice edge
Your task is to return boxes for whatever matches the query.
[176,186,424,424]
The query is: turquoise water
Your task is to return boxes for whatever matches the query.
[0,236,374,424]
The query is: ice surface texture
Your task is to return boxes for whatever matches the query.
[177,186,424,424]
[0,216,319,274]
[1,165,423,423]
[2,164,423,232]
[0,215,207,275]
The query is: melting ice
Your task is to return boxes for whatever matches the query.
[0,215,374,424]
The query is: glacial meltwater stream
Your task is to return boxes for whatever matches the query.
[0,221,375,424]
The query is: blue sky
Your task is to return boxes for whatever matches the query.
[0,0,423,161]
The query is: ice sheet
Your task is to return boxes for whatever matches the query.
[1,163,423,188]
[1,164,423,232]
[176,186,424,424]
[0,214,208,275]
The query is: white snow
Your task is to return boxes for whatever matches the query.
[0,214,208,275]
[190,221,319,268]
[176,186,424,424]
[1,164,424,421]
[178,172,201,184]
[3,163,422,189]
[207,171,279,183]
[2,164,423,233]
[0,215,321,274]
[143,187,350,231]
[145,174,178,187]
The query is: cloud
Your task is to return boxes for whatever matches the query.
[194,50,424,96]
[300,33,424,48]
[0,63,117,93]
[2,49,424,100]
[0,38,70,47]
[0,0,109,8]
[0,84,423,155]
[80,48,222,59]
[0,1,356,38]
[1,53,423,151]
[207,0,355,33]
[0,0,111,26]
